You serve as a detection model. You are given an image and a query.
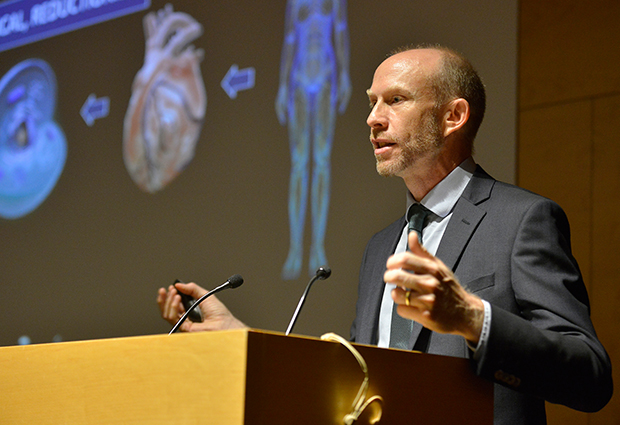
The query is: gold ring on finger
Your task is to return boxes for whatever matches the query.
[405,289,411,306]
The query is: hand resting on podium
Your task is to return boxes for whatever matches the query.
[157,282,247,332]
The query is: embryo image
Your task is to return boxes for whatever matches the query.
[123,4,207,193]
[0,59,67,219]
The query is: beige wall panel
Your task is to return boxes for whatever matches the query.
[519,0,620,108]
[520,1,618,423]
[589,95,620,424]
[518,102,592,283]
[545,405,587,425]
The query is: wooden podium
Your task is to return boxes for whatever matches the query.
[0,329,492,424]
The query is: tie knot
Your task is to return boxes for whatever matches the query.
[406,203,430,237]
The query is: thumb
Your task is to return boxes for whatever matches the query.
[174,282,208,299]
[408,231,432,258]
[408,231,454,282]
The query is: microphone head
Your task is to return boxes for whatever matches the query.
[227,274,244,288]
[316,267,331,280]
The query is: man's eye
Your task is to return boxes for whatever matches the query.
[391,96,403,103]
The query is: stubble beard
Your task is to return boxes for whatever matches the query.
[375,111,443,178]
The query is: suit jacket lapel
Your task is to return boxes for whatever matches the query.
[435,166,493,271]
[408,167,492,350]
[357,217,404,345]
[359,166,495,349]
[411,166,493,352]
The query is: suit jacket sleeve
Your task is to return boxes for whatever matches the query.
[473,197,613,412]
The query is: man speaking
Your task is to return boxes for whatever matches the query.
[158,44,613,424]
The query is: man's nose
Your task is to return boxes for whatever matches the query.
[367,103,387,129]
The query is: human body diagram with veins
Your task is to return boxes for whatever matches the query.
[276,0,351,279]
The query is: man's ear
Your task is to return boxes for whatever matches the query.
[443,98,470,137]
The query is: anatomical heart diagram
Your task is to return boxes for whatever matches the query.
[123,5,207,193]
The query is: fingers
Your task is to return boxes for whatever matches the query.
[385,269,437,301]
[385,232,451,285]
[392,286,435,311]
[384,233,461,330]
[157,285,185,325]
[390,287,436,333]
[174,282,208,299]
[157,282,212,328]
[386,243,484,339]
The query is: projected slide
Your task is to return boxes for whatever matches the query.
[0,58,66,219]
[0,0,151,53]
[276,0,351,279]
[123,4,206,193]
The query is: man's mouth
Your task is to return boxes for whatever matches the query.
[372,138,396,154]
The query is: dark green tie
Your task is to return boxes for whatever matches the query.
[389,203,430,349]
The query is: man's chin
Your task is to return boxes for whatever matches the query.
[375,160,402,178]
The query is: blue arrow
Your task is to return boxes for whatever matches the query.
[221,64,255,99]
[81,94,110,127]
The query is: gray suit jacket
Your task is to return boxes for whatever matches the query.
[350,167,612,424]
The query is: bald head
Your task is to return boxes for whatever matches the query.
[382,48,444,79]
[384,45,486,148]
[372,49,443,101]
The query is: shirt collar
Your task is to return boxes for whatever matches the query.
[406,156,476,218]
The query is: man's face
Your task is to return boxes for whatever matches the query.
[366,50,444,178]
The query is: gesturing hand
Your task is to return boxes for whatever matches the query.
[384,231,484,344]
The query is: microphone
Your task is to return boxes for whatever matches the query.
[285,266,331,336]
[169,274,244,335]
